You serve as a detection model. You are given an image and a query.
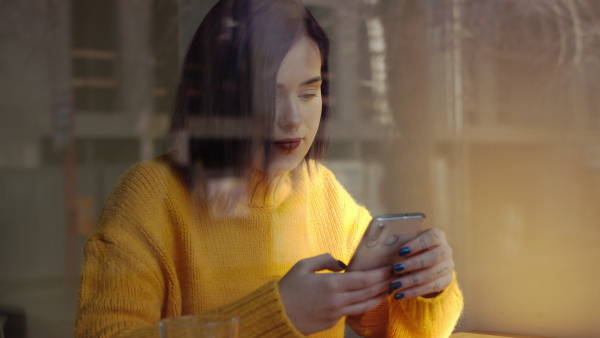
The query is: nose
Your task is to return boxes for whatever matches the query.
[277,96,302,132]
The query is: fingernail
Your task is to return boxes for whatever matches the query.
[337,260,347,269]
[395,293,405,300]
[399,247,410,256]
[394,264,404,272]
[390,282,402,291]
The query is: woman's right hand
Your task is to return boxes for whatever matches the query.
[278,253,391,335]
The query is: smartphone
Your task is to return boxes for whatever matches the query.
[346,213,426,272]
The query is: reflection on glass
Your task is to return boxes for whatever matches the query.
[0,0,598,337]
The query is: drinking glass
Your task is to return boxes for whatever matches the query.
[159,314,239,338]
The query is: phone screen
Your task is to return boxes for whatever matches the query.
[346,213,425,272]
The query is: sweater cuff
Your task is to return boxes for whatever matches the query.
[398,271,462,312]
[112,281,303,338]
[390,272,464,336]
[208,280,305,337]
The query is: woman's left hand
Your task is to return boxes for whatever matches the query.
[388,228,455,300]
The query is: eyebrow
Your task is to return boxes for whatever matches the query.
[276,76,322,89]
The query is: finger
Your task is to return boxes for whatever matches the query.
[393,243,452,273]
[397,228,447,258]
[340,277,391,306]
[295,253,345,273]
[391,271,453,300]
[341,266,392,291]
[340,291,387,316]
[390,260,454,292]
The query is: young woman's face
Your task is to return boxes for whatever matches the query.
[268,37,323,174]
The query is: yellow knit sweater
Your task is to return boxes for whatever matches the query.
[75,156,463,337]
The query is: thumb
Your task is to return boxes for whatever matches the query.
[297,253,346,273]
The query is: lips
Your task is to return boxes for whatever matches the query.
[274,138,302,151]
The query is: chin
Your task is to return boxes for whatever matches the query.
[268,154,306,174]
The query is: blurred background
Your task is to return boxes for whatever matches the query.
[1,0,599,337]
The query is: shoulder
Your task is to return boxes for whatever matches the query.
[90,155,195,252]
[96,155,188,229]
[297,160,360,208]
[299,159,338,185]
[121,154,180,184]
[114,154,186,197]
[294,160,340,193]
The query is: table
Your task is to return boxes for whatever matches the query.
[450,331,554,338]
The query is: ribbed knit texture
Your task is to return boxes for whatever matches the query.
[75,156,463,337]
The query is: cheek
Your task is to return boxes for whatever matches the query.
[306,99,323,131]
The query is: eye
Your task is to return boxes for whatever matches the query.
[300,93,317,100]
[298,89,319,101]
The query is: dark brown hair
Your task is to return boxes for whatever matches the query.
[168,0,330,178]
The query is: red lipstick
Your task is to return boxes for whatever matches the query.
[274,138,302,151]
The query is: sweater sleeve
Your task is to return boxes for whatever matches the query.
[75,159,304,338]
[317,165,464,337]
[76,235,163,338]
[346,272,463,337]
[76,237,304,338]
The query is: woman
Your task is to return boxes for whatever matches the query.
[75,0,463,337]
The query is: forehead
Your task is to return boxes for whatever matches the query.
[276,37,322,84]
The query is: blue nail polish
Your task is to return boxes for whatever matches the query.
[390,282,402,290]
[395,293,405,300]
[399,247,410,256]
[394,264,404,272]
